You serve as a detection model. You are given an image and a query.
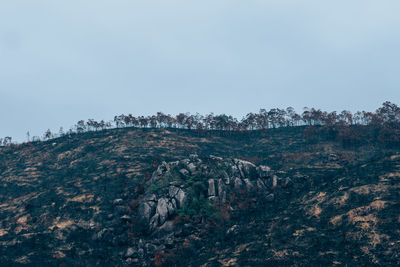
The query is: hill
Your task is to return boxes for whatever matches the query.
[0,126,399,266]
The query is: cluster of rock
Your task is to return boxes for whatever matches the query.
[106,154,308,265]
[137,154,291,233]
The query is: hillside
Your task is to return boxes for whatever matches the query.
[0,127,399,266]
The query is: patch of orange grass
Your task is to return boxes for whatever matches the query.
[307,204,322,218]
[16,215,29,224]
[271,249,290,259]
[348,211,378,225]
[368,231,389,248]
[15,256,30,264]
[68,194,94,203]
[0,230,8,237]
[379,172,400,182]
[293,226,316,237]
[305,191,327,204]
[390,154,400,160]
[350,184,388,195]
[329,214,344,226]
[369,200,387,210]
[218,258,237,266]
[233,243,248,256]
[49,220,74,230]
[24,167,37,172]
[329,192,349,207]
[347,200,389,226]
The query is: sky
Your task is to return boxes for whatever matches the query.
[1,0,400,141]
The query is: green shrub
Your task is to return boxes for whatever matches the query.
[150,178,168,193]
[178,194,215,218]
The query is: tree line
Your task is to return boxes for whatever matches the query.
[1,101,399,146]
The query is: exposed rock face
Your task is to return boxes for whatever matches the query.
[136,154,288,232]
[208,179,216,196]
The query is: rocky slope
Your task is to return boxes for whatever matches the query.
[0,127,399,266]
[118,154,295,266]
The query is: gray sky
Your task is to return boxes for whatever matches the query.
[1,0,400,141]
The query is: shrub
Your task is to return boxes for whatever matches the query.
[154,251,167,266]
[177,194,214,218]
[150,178,168,193]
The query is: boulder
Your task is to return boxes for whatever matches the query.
[170,199,177,213]
[155,198,169,225]
[138,202,155,224]
[209,155,223,161]
[120,215,131,221]
[208,196,217,203]
[125,247,136,258]
[226,225,240,236]
[222,170,230,185]
[217,179,226,202]
[152,161,170,182]
[257,165,272,178]
[113,199,123,205]
[256,178,267,190]
[234,177,243,190]
[208,179,216,196]
[175,189,187,208]
[150,198,177,228]
[272,175,278,189]
[187,163,196,173]
[149,214,160,229]
[328,153,338,161]
[168,186,180,198]
[234,159,256,178]
[231,165,240,178]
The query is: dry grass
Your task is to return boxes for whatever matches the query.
[218,258,237,266]
[68,194,94,203]
[16,215,29,224]
[328,192,349,207]
[0,229,8,237]
[350,184,389,195]
[49,220,74,230]
[329,214,344,227]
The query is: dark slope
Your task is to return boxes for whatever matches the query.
[0,127,399,266]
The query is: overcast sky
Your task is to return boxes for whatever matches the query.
[1,1,400,141]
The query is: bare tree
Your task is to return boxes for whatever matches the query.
[76,120,86,133]
[43,129,52,140]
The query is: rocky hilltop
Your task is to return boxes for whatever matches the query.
[0,127,399,266]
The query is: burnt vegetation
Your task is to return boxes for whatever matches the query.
[0,102,399,266]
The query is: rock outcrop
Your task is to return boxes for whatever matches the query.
[137,154,291,233]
